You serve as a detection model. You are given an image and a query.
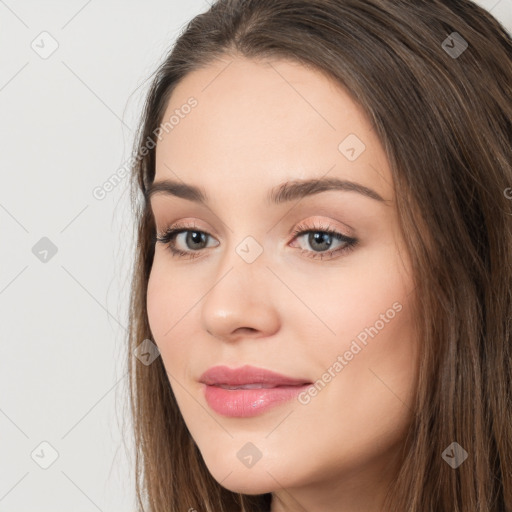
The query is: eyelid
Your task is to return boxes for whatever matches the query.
[288,216,355,238]
[156,219,344,241]
[155,218,211,237]
[156,216,353,238]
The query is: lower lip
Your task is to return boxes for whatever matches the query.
[203,384,311,417]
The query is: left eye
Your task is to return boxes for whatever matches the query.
[289,223,358,260]
[292,230,352,253]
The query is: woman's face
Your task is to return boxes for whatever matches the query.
[147,55,418,511]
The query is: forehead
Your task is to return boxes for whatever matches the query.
[153,56,392,202]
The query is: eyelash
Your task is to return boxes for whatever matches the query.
[154,221,358,261]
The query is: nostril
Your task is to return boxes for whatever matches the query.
[235,327,258,335]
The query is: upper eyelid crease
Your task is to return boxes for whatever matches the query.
[145,176,389,207]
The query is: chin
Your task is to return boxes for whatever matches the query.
[203,459,278,495]
[215,475,275,495]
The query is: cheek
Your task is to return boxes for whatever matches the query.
[292,243,412,349]
[300,240,417,405]
[146,265,165,338]
[146,260,183,343]
[146,260,198,377]
[307,282,416,403]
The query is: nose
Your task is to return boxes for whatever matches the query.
[200,255,281,343]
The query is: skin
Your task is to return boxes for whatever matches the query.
[147,55,419,512]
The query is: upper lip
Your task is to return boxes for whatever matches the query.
[199,365,311,387]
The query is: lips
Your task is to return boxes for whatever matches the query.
[199,365,313,417]
[218,383,280,390]
[199,364,311,388]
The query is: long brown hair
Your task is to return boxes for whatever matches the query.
[126,1,512,510]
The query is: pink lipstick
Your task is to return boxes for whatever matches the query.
[199,365,312,417]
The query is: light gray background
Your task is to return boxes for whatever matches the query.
[0,1,510,511]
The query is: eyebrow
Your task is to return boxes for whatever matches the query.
[145,176,387,206]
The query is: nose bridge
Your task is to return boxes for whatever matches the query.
[209,231,268,310]
[216,216,269,279]
[200,232,279,339]
[233,233,266,266]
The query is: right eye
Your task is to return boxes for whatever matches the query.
[155,225,219,259]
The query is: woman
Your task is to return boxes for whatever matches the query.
[126,1,512,510]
